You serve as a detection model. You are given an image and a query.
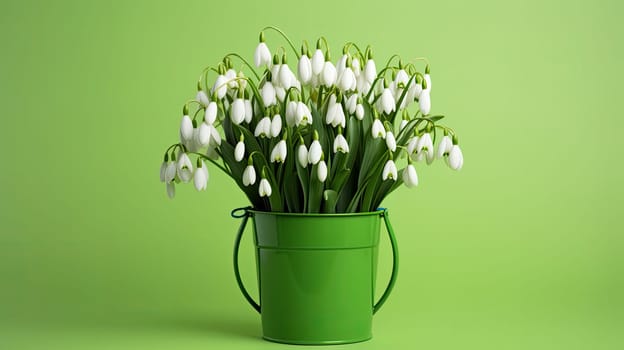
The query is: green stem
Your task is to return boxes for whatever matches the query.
[189,152,232,176]
[224,53,261,80]
[262,26,299,57]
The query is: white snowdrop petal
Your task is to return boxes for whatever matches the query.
[386,132,397,152]
[311,49,325,75]
[231,99,245,124]
[196,90,210,107]
[448,145,463,170]
[166,182,175,199]
[298,55,312,84]
[308,140,322,164]
[297,144,308,168]
[271,115,282,138]
[235,141,245,162]
[180,115,193,141]
[419,89,431,115]
[317,161,328,182]
[159,162,167,182]
[205,102,217,125]
[243,165,256,186]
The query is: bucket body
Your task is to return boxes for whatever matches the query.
[251,211,381,344]
[232,208,398,345]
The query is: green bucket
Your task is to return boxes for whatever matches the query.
[232,207,399,345]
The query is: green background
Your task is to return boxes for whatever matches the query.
[1,0,622,349]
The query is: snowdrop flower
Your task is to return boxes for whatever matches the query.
[254,116,271,137]
[448,145,464,170]
[177,153,193,183]
[261,81,277,107]
[333,133,349,153]
[394,69,409,89]
[159,160,167,182]
[424,73,432,92]
[419,89,431,115]
[364,59,377,83]
[198,122,211,146]
[180,115,193,142]
[379,88,396,114]
[402,164,418,188]
[234,138,245,162]
[164,160,176,183]
[416,133,434,164]
[406,81,423,102]
[208,124,221,146]
[336,54,347,76]
[355,103,364,120]
[244,99,253,123]
[308,137,322,165]
[196,90,210,107]
[407,136,420,155]
[345,94,357,114]
[212,75,228,99]
[270,114,282,138]
[193,160,209,191]
[331,104,346,128]
[166,182,175,199]
[296,102,312,126]
[317,159,328,182]
[242,164,256,186]
[436,135,453,159]
[321,61,337,87]
[297,143,308,168]
[259,178,272,197]
[382,159,398,181]
[271,61,281,86]
[311,49,325,75]
[352,57,361,77]
[285,101,298,126]
[371,119,386,139]
[275,86,286,102]
[298,54,312,84]
[385,131,397,152]
[230,98,245,125]
[270,139,287,163]
[280,64,297,89]
[338,67,356,91]
[205,102,217,125]
[325,95,337,125]
[254,35,272,67]
[225,69,238,89]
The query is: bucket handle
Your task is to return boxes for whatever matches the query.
[232,206,261,313]
[374,208,399,314]
[231,207,399,315]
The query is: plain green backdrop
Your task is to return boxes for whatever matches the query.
[1,0,623,349]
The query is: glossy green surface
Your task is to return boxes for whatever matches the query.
[233,209,398,344]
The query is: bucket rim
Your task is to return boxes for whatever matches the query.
[244,208,386,218]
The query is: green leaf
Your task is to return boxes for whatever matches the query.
[322,190,338,213]
[307,163,324,213]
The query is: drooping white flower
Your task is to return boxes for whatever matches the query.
[419,89,431,115]
[164,160,176,183]
[325,95,337,125]
[407,136,420,155]
[177,153,193,183]
[271,63,281,86]
[230,98,245,125]
[338,67,356,91]
[355,104,364,120]
[212,75,228,99]
[285,101,298,126]
[166,182,175,199]
[225,69,238,89]
[242,165,256,186]
[180,115,193,142]
[394,69,409,89]
[198,122,211,146]
[270,114,282,138]
[336,54,347,76]
[159,161,167,182]
[208,124,221,146]
[254,116,271,137]
[402,164,418,188]
[333,134,349,153]
[296,102,312,126]
[261,81,277,107]
[345,94,357,114]
[244,99,253,123]
[352,57,361,77]
[235,140,245,162]
[331,104,346,128]
[436,135,453,159]
[308,139,322,164]
[321,61,337,87]
[270,140,287,163]
[196,90,210,107]
[275,86,286,102]
[259,178,272,197]
[205,102,217,125]
[406,81,423,102]
[424,73,432,92]
[297,144,308,168]
[448,145,463,170]
[193,161,209,191]
[364,59,377,83]
[317,160,328,182]
[298,55,312,84]
[254,42,271,67]
[379,88,396,115]
[382,159,398,181]
[371,119,386,139]
[311,49,325,75]
[416,133,434,164]
[385,131,397,152]
[280,64,296,89]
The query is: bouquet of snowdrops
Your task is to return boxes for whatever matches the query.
[159,27,463,213]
